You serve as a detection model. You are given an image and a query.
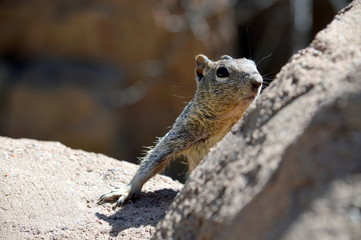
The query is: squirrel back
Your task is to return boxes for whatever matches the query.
[98,54,263,208]
[171,54,263,170]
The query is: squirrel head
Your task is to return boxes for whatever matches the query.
[194,54,263,109]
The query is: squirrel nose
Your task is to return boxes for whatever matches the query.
[250,74,263,91]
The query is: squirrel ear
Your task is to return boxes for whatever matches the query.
[195,54,209,81]
[220,55,233,60]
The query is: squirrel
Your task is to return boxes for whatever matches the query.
[98,54,263,209]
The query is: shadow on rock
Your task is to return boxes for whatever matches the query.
[96,188,178,237]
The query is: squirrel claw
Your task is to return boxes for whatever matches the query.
[97,185,131,208]
[113,195,127,209]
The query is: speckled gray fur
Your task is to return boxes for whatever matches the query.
[98,54,263,208]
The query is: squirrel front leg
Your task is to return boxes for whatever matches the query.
[98,128,198,208]
[127,144,177,200]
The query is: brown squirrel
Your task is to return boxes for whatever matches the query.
[98,54,263,209]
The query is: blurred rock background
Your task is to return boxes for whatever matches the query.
[0,0,351,181]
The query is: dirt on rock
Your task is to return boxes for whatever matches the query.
[0,137,182,239]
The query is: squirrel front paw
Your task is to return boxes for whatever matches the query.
[97,185,132,209]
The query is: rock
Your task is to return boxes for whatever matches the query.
[155,1,361,239]
[0,137,182,239]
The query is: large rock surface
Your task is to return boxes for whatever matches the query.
[155,1,361,239]
[0,137,182,239]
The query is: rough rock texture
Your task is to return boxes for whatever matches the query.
[0,137,182,239]
[155,1,361,239]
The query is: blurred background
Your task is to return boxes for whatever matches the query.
[0,0,351,182]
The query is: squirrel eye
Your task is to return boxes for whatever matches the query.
[216,67,229,78]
